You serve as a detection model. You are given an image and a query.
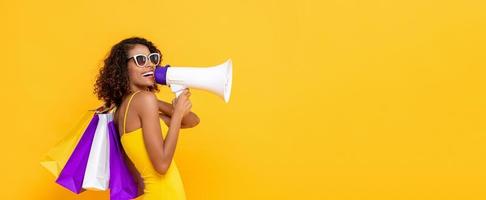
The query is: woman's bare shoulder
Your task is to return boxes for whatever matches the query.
[131,91,159,113]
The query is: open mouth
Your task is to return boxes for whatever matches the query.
[142,71,154,77]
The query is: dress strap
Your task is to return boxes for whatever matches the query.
[123,90,143,135]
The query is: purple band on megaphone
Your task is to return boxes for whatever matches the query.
[154,65,170,85]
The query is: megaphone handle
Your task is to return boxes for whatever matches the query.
[170,84,187,98]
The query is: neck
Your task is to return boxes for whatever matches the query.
[129,84,148,94]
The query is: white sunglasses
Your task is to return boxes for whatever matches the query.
[127,52,161,67]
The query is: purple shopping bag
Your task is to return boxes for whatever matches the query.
[55,114,99,194]
[53,109,140,199]
[107,120,140,200]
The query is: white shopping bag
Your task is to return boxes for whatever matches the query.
[82,113,112,191]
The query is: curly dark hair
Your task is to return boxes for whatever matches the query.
[94,37,161,109]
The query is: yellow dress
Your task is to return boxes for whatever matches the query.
[120,91,186,200]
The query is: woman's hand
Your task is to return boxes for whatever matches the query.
[172,89,192,120]
[157,88,200,128]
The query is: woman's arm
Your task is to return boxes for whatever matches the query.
[135,90,191,175]
[157,90,200,128]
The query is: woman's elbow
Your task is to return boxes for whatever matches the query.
[183,116,200,128]
[155,163,169,175]
[191,117,200,127]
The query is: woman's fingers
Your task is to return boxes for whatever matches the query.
[182,89,189,95]
[184,100,192,113]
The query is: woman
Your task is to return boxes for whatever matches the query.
[94,37,200,199]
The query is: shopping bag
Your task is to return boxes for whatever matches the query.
[107,120,140,200]
[40,111,95,178]
[42,106,140,199]
[55,114,99,193]
[82,113,111,191]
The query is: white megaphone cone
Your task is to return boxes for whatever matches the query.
[154,59,233,103]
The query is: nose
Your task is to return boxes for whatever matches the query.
[146,63,155,70]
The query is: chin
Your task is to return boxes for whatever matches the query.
[139,79,154,86]
[146,80,155,86]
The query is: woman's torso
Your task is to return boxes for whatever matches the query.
[115,91,186,200]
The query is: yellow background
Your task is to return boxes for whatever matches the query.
[1,0,485,199]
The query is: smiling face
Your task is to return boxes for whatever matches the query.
[94,37,161,108]
[126,44,157,91]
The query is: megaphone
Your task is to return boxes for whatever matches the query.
[154,59,233,103]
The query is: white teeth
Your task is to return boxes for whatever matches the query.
[142,71,154,77]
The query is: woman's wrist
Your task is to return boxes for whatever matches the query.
[171,112,184,123]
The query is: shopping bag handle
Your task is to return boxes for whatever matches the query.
[89,105,116,114]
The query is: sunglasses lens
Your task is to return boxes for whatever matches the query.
[135,55,147,66]
[149,54,160,65]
